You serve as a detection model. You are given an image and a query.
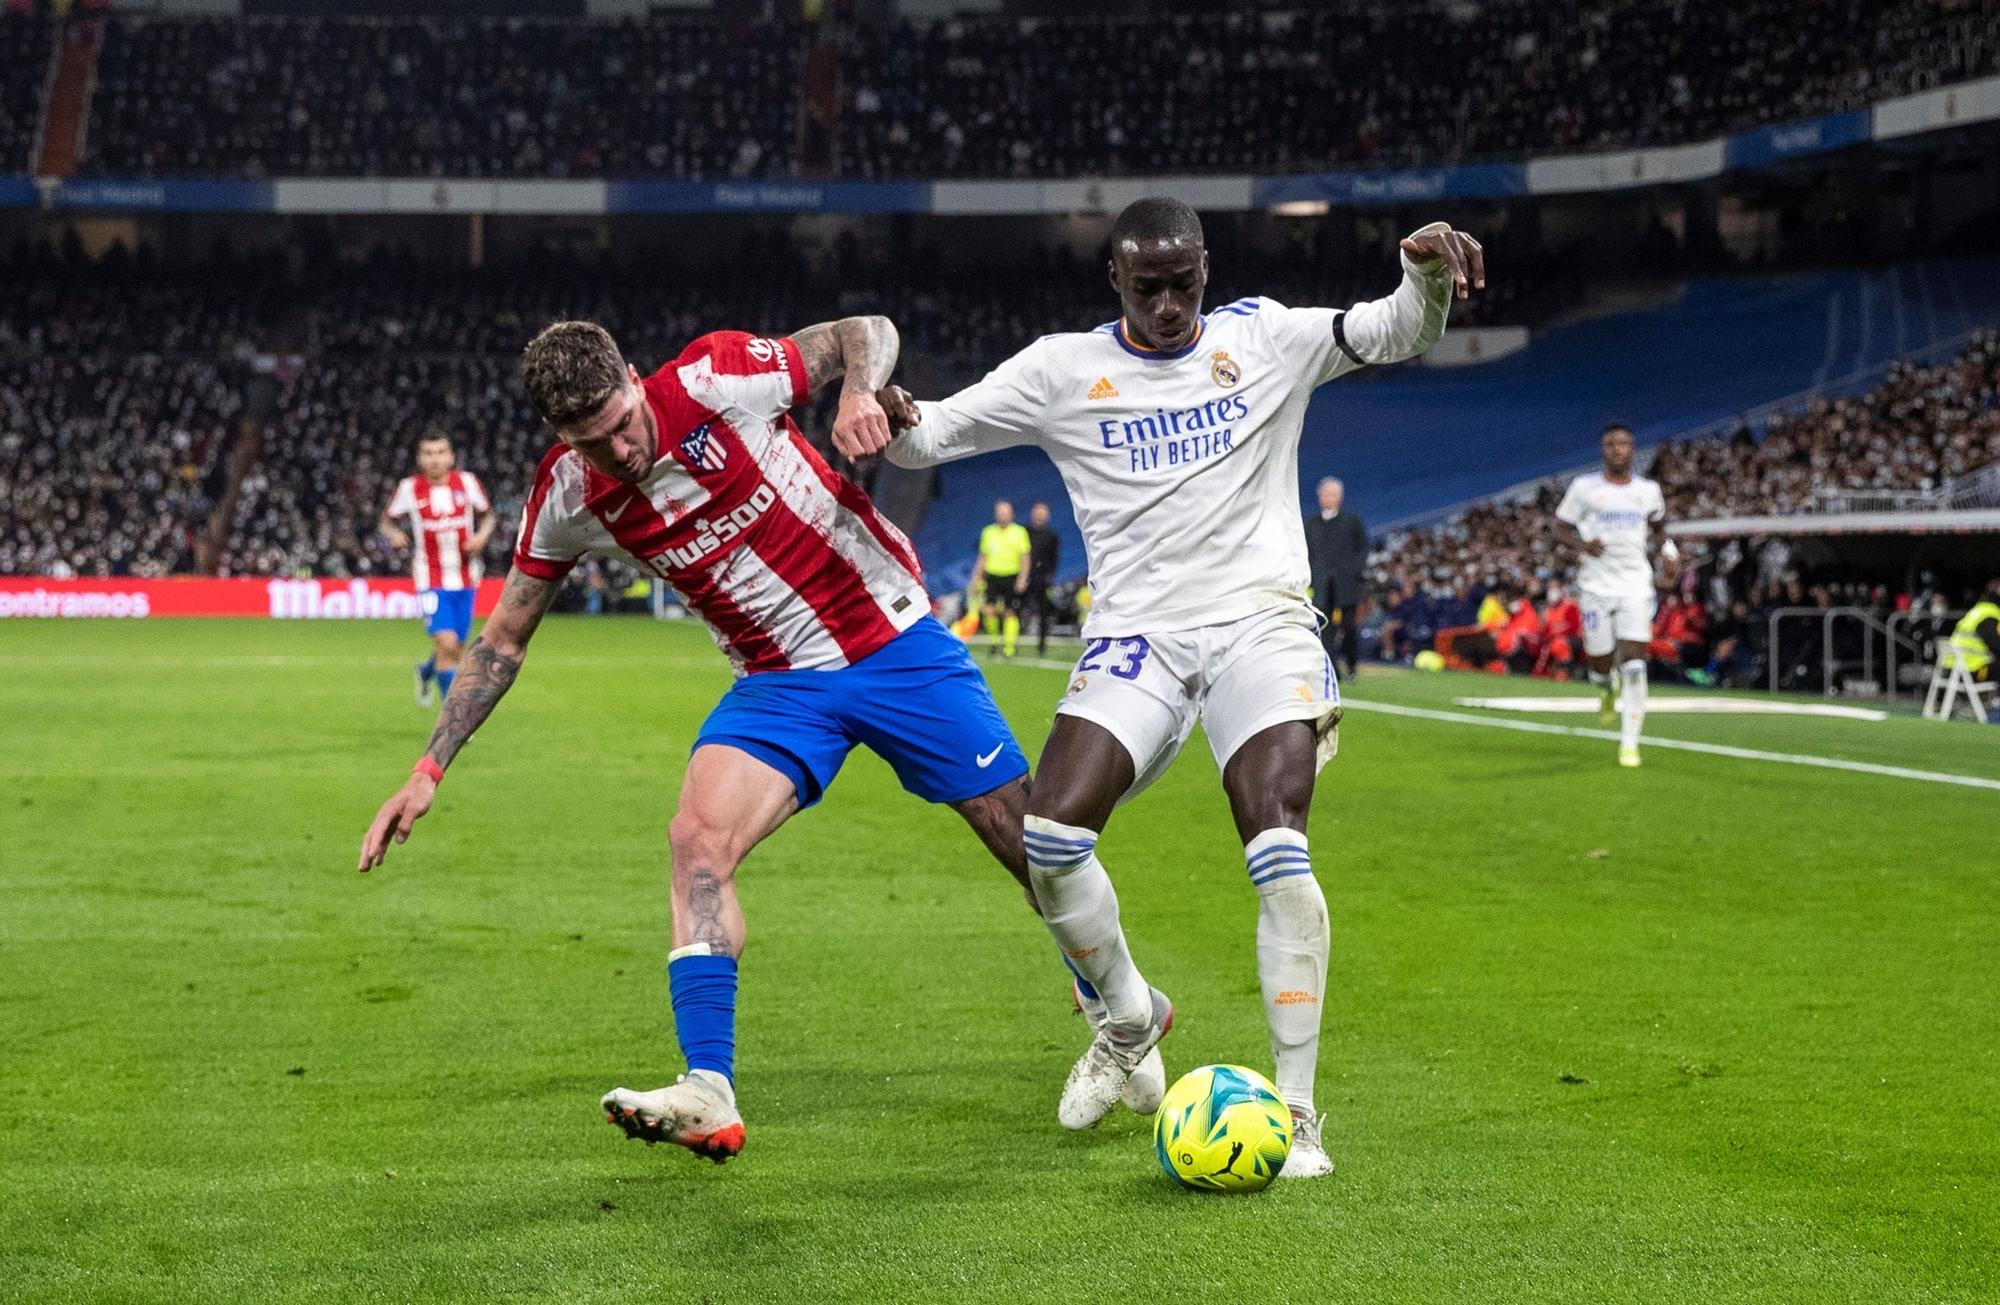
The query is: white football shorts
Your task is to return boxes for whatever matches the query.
[1579,589,1657,657]
[1055,603,1340,803]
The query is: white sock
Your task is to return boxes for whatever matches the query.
[1246,829,1328,1116]
[1620,658,1648,748]
[1023,816,1151,1030]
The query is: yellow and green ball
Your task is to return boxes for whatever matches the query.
[1154,1064,1293,1193]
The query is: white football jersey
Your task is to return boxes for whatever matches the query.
[890,252,1452,637]
[1555,471,1666,598]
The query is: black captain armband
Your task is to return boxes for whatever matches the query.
[1332,311,1365,368]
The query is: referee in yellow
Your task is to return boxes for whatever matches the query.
[972,500,1034,658]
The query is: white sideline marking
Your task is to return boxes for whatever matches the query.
[1345,700,2000,793]
[1452,695,1889,721]
[1004,656,2000,792]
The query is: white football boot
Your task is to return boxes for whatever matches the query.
[412,660,436,707]
[1619,744,1642,768]
[601,1070,745,1164]
[1059,986,1173,1130]
[1277,1108,1334,1180]
[1073,983,1166,1114]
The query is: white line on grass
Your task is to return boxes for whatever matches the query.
[1004,655,2000,792]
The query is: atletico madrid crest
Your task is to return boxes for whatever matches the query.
[679,423,728,473]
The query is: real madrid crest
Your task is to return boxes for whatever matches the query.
[1210,350,1241,388]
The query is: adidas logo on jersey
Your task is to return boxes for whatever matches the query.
[1086,377,1119,400]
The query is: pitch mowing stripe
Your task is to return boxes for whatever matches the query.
[1344,699,2000,793]
[1002,655,2000,792]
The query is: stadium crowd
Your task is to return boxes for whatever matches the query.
[1,8,49,172]
[41,0,1999,180]
[1365,331,2000,688]
[82,14,802,180]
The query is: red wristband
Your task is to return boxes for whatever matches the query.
[412,757,445,785]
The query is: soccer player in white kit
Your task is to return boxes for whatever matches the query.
[1554,424,1677,768]
[846,197,1485,1179]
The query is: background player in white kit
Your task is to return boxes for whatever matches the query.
[850,198,1484,1179]
[378,433,494,707]
[1555,424,1678,768]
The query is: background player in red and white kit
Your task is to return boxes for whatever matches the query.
[356,314,1031,1166]
[376,432,494,706]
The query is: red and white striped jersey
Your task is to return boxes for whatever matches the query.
[387,470,490,591]
[512,330,927,676]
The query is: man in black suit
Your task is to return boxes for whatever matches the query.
[1304,476,1367,679]
[1023,502,1061,656]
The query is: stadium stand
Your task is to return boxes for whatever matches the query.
[81,14,803,179]
[838,1,2000,178]
[1,9,51,173]
[48,0,2000,180]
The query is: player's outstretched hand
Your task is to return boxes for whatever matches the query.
[358,774,436,872]
[876,385,919,433]
[1400,225,1486,301]
[832,388,894,460]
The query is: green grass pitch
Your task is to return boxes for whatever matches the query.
[3,616,1997,1303]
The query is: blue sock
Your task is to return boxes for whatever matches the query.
[419,655,437,680]
[1061,951,1100,1003]
[668,948,738,1081]
[435,669,455,698]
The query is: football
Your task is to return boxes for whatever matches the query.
[1154,1064,1295,1193]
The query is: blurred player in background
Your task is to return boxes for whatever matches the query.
[859,197,1484,1179]
[972,499,1032,657]
[1024,502,1061,656]
[377,432,493,707]
[358,315,1032,1166]
[1555,424,1677,767]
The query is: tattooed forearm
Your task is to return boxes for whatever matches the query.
[682,869,737,956]
[422,638,521,770]
[793,315,900,398]
[417,566,556,774]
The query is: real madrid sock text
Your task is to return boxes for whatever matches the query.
[667,944,738,1084]
[1619,658,1648,748]
[1246,828,1328,1115]
[1023,816,1152,1030]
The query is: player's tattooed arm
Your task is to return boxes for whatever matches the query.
[359,565,562,871]
[794,316,901,459]
[793,315,900,397]
[420,567,559,771]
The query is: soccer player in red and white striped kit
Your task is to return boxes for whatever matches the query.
[377,433,494,706]
[358,315,1034,1165]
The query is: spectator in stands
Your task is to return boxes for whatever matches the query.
[1305,476,1367,680]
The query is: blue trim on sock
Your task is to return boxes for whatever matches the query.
[435,669,456,697]
[668,954,738,1081]
[1060,952,1100,1002]
[1023,832,1097,851]
[1250,865,1316,888]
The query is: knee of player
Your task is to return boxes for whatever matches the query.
[668,812,748,879]
[434,631,463,657]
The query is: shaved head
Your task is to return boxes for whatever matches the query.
[1109,197,1203,257]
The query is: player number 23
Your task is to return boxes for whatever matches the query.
[1078,637,1150,680]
